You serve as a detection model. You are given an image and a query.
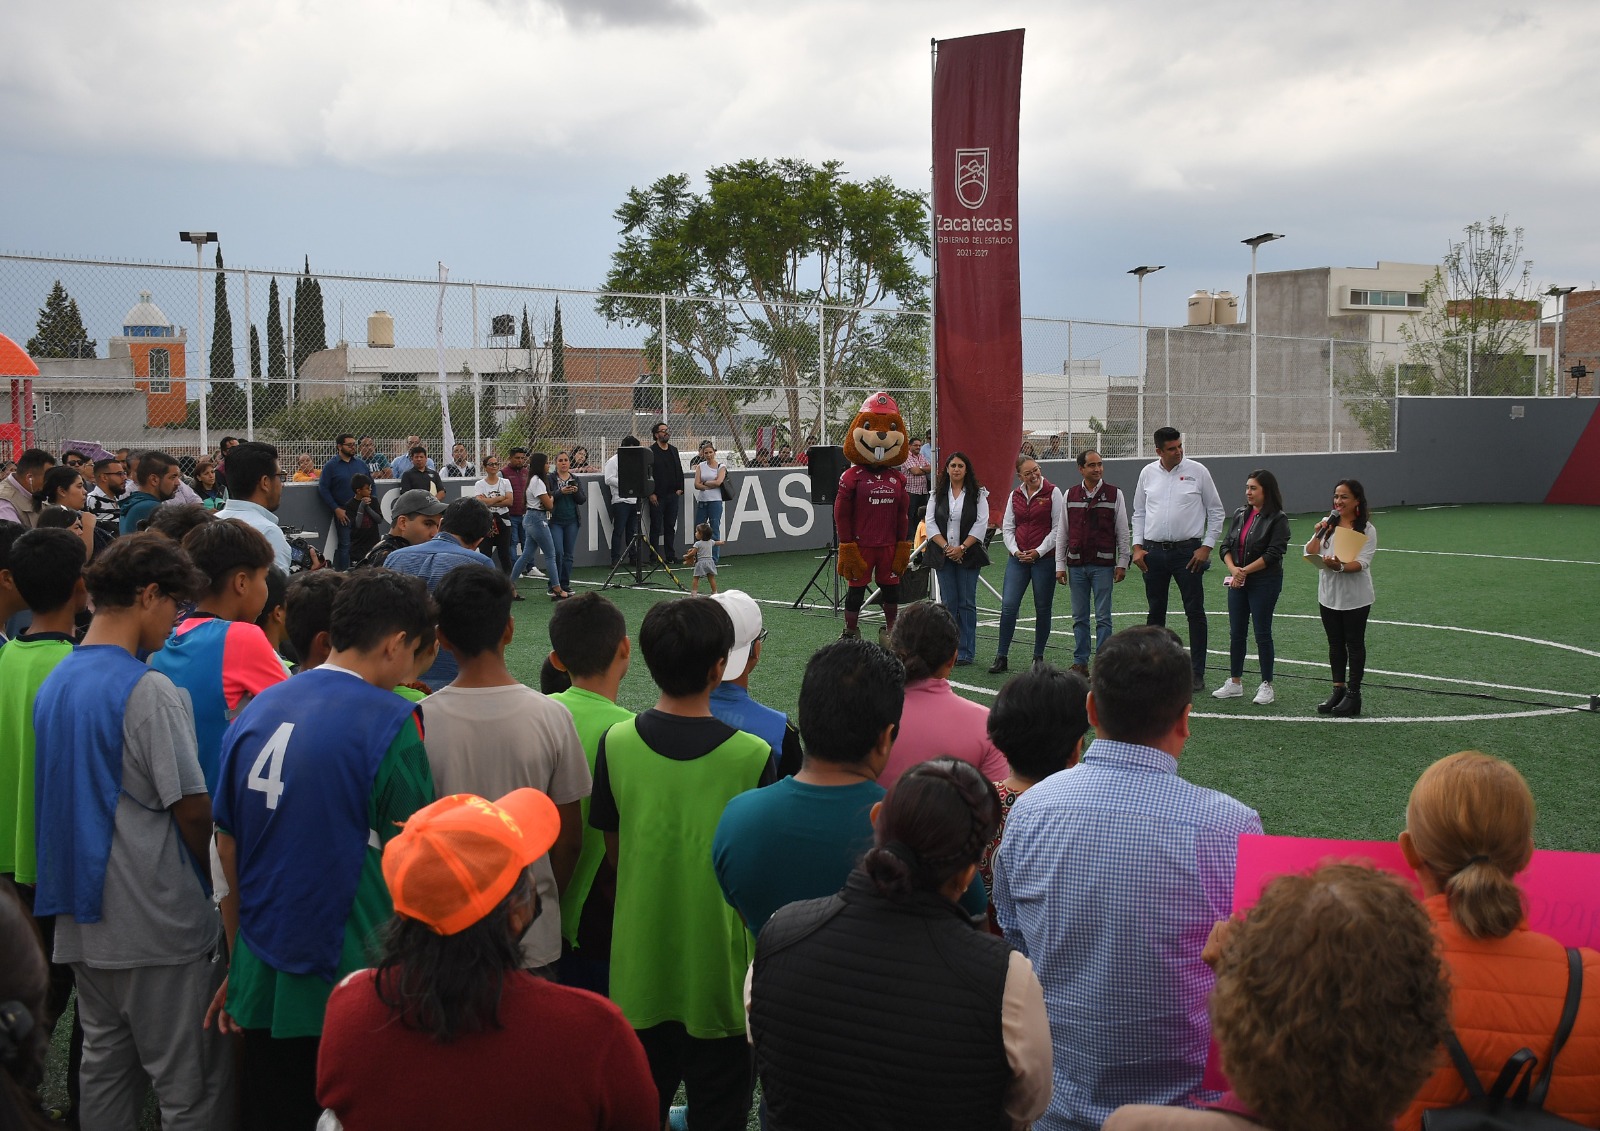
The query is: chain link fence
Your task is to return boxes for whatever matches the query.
[7,250,1578,469]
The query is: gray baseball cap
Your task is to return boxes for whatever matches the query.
[391,488,448,517]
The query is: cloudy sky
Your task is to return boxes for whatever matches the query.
[3,0,1597,334]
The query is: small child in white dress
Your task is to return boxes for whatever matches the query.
[686,521,725,593]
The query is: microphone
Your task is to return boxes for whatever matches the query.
[1315,509,1339,538]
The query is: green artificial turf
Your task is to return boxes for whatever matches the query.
[504,503,1600,851]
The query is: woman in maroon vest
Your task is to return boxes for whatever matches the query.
[989,456,1062,674]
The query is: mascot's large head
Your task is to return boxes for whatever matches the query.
[842,391,909,469]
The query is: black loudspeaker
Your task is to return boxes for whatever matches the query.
[616,446,654,498]
[806,445,849,505]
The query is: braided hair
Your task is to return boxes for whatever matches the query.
[862,758,1000,899]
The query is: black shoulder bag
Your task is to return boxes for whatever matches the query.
[1422,948,1585,1131]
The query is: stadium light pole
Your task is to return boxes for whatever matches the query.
[1242,233,1284,455]
[1129,267,1164,459]
[1546,286,1576,396]
[179,230,218,454]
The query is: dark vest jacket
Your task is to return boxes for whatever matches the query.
[1063,481,1120,565]
[751,870,1014,1131]
[932,487,980,544]
[1008,480,1057,555]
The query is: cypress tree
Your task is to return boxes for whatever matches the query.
[551,298,568,415]
[266,277,286,379]
[210,248,235,382]
[250,324,262,379]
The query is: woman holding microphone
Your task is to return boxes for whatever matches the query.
[1213,469,1290,705]
[1304,478,1377,717]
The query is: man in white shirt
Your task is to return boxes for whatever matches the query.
[603,436,643,567]
[1130,428,1224,690]
[220,442,294,575]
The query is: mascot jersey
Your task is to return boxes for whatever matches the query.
[835,465,908,549]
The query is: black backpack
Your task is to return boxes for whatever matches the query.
[1422,948,1585,1131]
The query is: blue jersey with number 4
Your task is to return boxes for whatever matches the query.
[215,668,418,981]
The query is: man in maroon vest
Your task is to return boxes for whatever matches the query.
[989,456,1063,673]
[1053,449,1130,676]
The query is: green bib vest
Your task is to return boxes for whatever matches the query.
[604,717,770,1037]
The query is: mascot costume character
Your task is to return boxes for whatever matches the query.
[835,391,912,642]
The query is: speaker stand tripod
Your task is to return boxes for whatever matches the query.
[793,521,844,611]
[602,530,687,593]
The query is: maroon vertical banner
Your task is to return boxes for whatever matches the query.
[933,29,1024,502]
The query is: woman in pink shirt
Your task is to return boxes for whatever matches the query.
[880,601,1009,791]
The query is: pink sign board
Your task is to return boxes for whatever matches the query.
[1204,834,1600,1091]
[1232,834,1600,949]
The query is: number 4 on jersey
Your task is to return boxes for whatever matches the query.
[247,722,293,809]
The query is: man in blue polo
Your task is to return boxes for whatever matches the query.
[708,590,801,777]
[382,497,492,688]
[318,433,369,570]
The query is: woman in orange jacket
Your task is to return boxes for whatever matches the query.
[1397,751,1600,1131]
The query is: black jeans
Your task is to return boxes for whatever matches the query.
[611,501,640,564]
[482,520,514,573]
[1142,539,1210,675]
[634,1021,753,1131]
[1320,603,1371,686]
[241,1031,321,1131]
[651,492,682,560]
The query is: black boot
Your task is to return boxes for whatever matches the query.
[1316,686,1346,715]
[987,656,1009,675]
[1330,686,1362,717]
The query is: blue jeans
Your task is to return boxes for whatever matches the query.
[549,519,578,592]
[511,511,558,591]
[1227,570,1283,681]
[695,498,724,563]
[996,555,1056,660]
[610,501,638,564]
[934,560,981,663]
[506,513,525,556]
[1141,540,1210,676]
[332,517,352,570]
[1069,564,1116,667]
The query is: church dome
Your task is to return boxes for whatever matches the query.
[123,291,174,336]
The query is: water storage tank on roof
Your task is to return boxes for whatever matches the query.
[1187,291,1215,326]
[1213,291,1239,325]
[367,311,395,348]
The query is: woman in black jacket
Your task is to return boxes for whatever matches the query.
[749,758,1052,1131]
[1213,468,1290,705]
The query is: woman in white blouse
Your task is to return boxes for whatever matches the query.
[472,455,515,581]
[692,440,727,565]
[1303,478,1377,717]
[924,452,990,667]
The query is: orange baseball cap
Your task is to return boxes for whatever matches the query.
[383,789,561,936]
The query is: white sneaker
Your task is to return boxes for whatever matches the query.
[1253,681,1275,705]
[528,567,546,579]
[1212,680,1244,699]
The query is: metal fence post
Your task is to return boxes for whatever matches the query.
[1466,331,1473,396]
[243,269,254,440]
[818,303,827,443]
[1164,326,1172,431]
[1327,337,1334,453]
[660,293,669,430]
[473,369,482,465]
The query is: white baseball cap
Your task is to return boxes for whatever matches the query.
[712,590,764,682]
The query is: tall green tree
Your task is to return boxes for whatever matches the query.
[550,298,569,416]
[249,324,262,380]
[292,257,328,377]
[209,248,235,382]
[1399,215,1538,396]
[28,280,97,359]
[205,248,247,427]
[266,277,286,379]
[599,159,929,458]
[518,304,532,350]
